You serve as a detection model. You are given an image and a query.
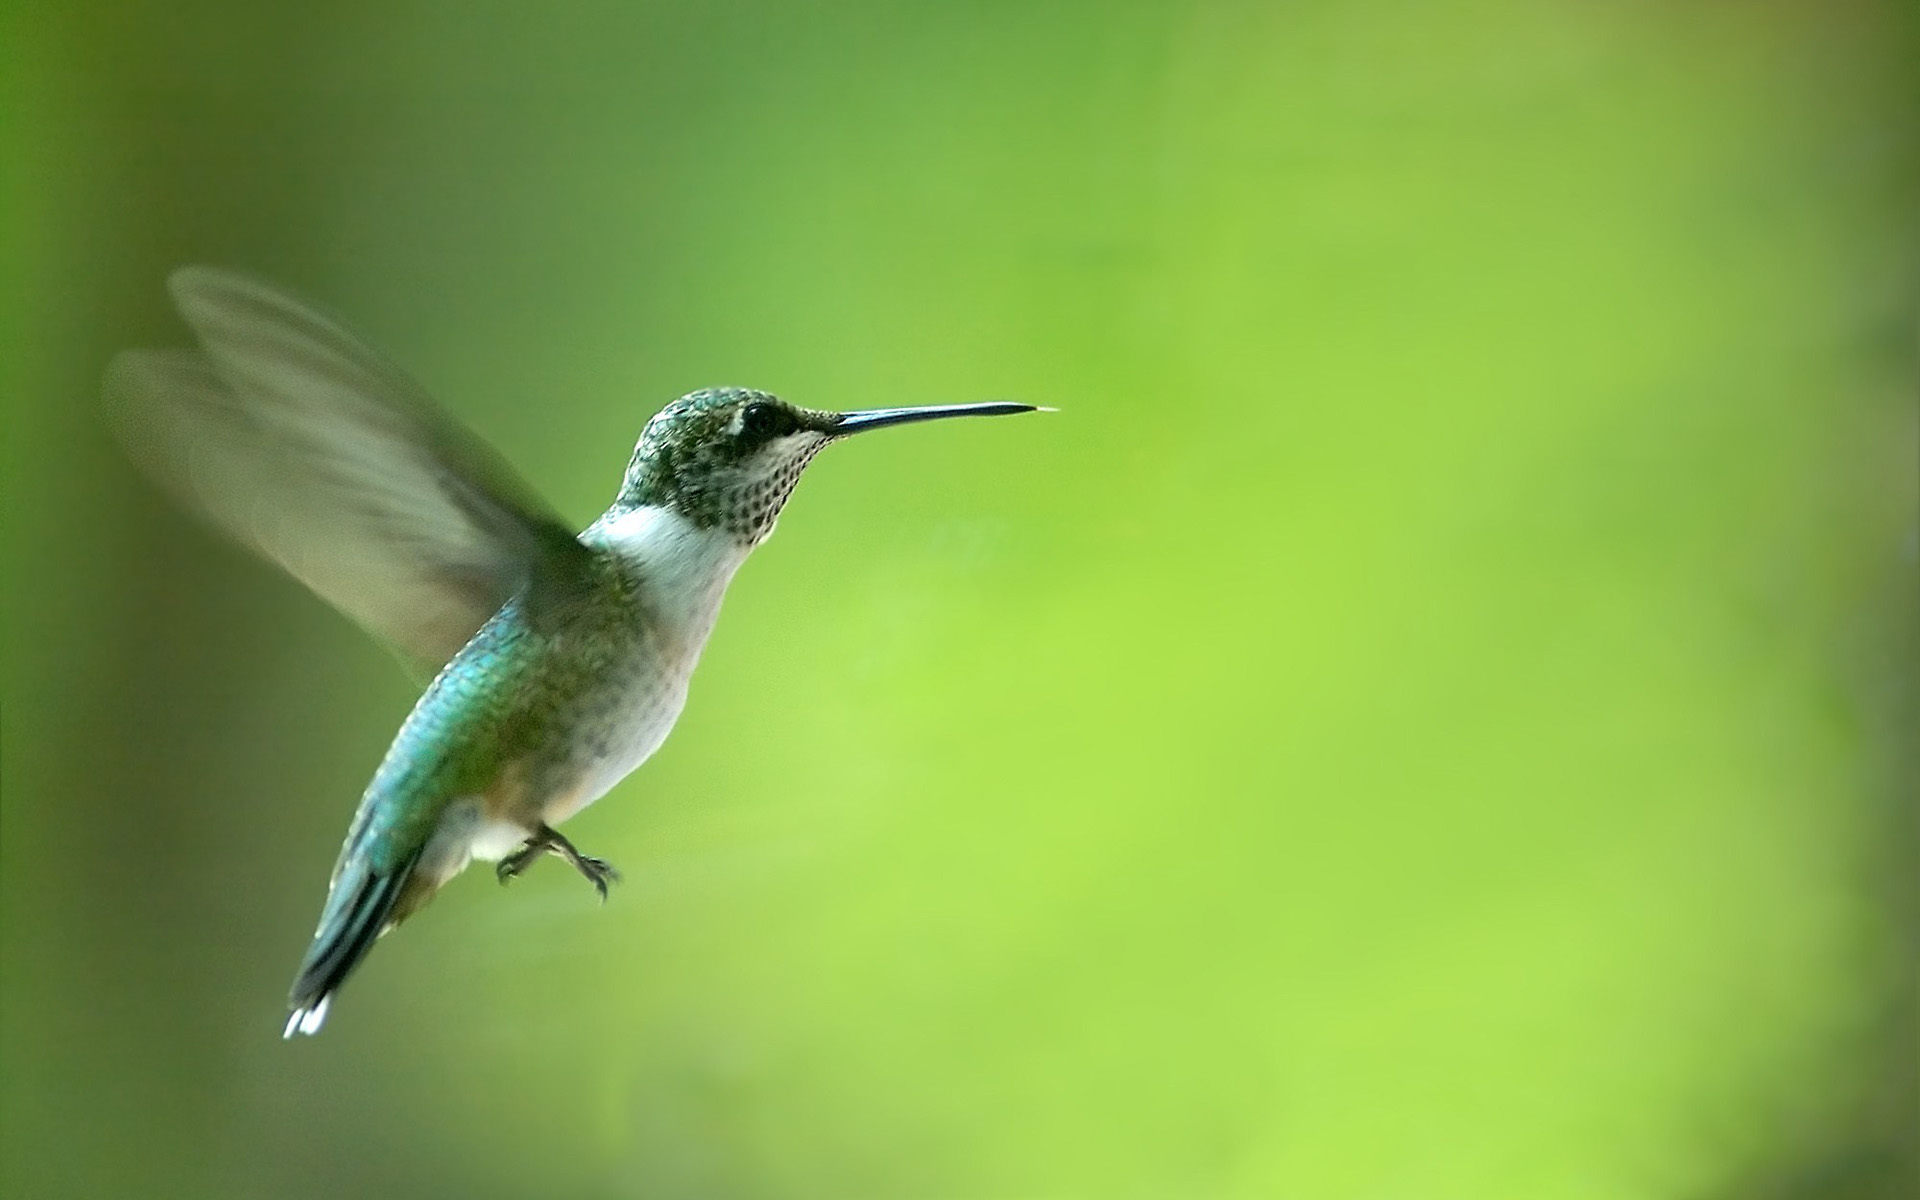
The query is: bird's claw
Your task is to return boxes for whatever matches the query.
[575,855,621,902]
[495,824,619,901]
[496,844,539,884]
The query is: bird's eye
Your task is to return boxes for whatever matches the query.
[739,401,792,440]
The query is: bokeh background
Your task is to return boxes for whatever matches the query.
[4,3,1914,1197]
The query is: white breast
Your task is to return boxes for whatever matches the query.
[544,505,752,825]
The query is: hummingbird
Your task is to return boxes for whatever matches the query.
[106,266,1039,1037]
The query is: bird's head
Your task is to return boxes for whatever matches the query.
[614,387,1036,544]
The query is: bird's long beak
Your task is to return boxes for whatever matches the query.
[828,401,1043,436]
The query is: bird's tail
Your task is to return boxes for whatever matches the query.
[284,850,423,1038]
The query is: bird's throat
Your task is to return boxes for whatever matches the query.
[581,504,752,648]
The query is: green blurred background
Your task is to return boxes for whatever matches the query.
[4,2,1914,1197]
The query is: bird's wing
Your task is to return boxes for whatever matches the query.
[107,266,591,670]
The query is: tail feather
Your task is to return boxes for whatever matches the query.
[284,852,421,1038]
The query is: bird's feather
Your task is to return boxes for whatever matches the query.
[284,848,423,1037]
[106,266,589,671]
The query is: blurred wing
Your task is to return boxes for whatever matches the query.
[106,266,589,670]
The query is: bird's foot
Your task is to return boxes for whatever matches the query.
[495,824,620,901]
[567,852,621,902]
[495,843,539,884]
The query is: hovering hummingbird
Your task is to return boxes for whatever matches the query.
[107,267,1039,1037]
